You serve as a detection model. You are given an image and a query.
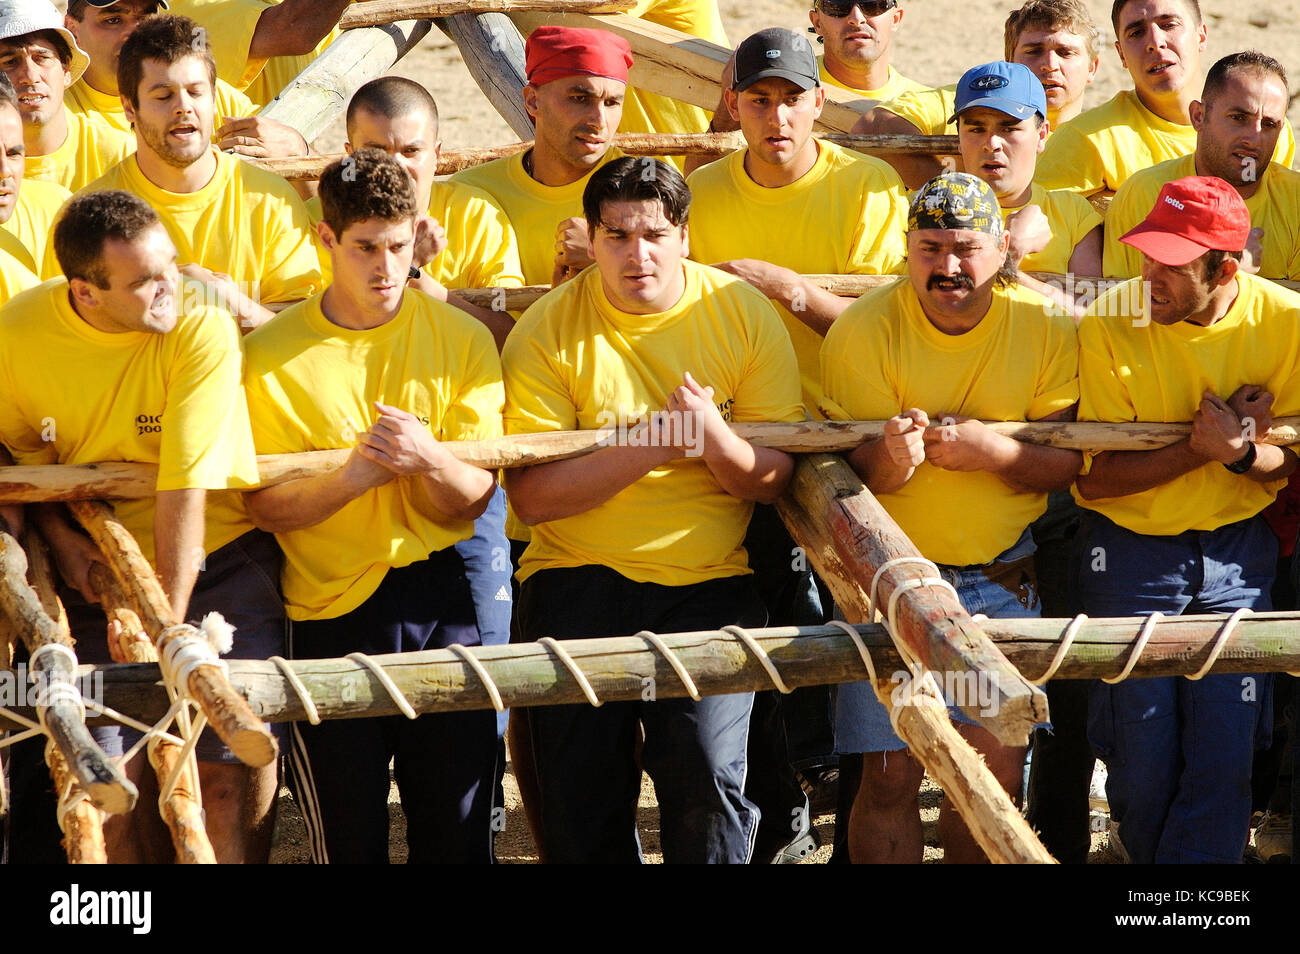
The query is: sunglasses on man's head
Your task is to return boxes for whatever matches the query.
[817,0,898,17]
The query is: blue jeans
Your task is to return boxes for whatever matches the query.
[518,565,762,864]
[455,484,511,739]
[1076,512,1276,864]
[836,531,1041,754]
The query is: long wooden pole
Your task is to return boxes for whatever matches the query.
[451,272,1300,311]
[0,418,1296,505]
[0,529,137,815]
[245,131,962,180]
[67,501,277,769]
[26,611,1300,732]
[779,454,1047,744]
[89,564,216,865]
[341,0,634,28]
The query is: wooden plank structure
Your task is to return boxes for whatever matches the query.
[0,528,137,816]
[10,613,1300,731]
[0,418,1295,505]
[341,0,636,30]
[245,130,960,180]
[506,11,868,132]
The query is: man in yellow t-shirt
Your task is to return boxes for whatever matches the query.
[856,0,1101,188]
[0,0,133,192]
[168,0,347,102]
[503,157,802,863]
[808,0,927,110]
[1105,52,1300,280]
[70,14,320,326]
[0,190,281,865]
[688,27,906,416]
[0,77,40,298]
[313,77,524,351]
[953,61,1102,310]
[451,25,632,287]
[821,173,1081,864]
[243,151,502,864]
[1036,0,1295,197]
[63,0,306,157]
[1074,176,1300,864]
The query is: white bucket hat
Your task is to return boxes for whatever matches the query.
[0,0,91,85]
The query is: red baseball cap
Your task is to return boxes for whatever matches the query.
[525,26,633,87]
[1120,176,1251,267]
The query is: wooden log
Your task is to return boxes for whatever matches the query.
[0,529,137,814]
[342,0,634,29]
[257,17,432,144]
[435,13,533,139]
[778,454,1047,744]
[1,417,1300,505]
[42,742,108,864]
[89,564,216,865]
[6,612,1300,730]
[245,130,959,179]
[508,11,866,133]
[67,501,277,769]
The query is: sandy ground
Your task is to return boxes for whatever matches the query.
[280,0,1296,863]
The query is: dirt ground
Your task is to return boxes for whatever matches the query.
[279,0,1295,863]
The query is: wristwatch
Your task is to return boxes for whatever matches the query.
[1224,442,1258,474]
[408,265,422,281]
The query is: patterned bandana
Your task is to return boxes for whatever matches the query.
[908,172,1004,236]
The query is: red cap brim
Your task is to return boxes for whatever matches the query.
[1119,223,1212,267]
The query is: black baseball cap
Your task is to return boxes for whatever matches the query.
[80,0,170,8]
[732,28,819,92]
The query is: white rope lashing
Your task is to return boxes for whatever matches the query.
[538,637,603,707]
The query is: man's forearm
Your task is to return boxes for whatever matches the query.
[414,461,497,523]
[988,440,1084,493]
[780,281,854,337]
[245,468,369,533]
[847,439,915,495]
[1245,443,1298,483]
[249,0,350,60]
[1075,439,1208,500]
[702,433,793,503]
[154,488,206,621]
[507,443,675,525]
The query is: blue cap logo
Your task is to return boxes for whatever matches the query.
[766,49,781,58]
[971,74,1009,91]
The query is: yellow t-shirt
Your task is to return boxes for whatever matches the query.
[0,247,37,303]
[243,290,504,621]
[305,180,525,290]
[451,147,625,285]
[503,260,803,586]
[821,279,1079,566]
[0,278,258,563]
[1037,89,1297,196]
[24,108,134,193]
[1103,153,1300,280]
[74,149,321,302]
[65,78,259,135]
[817,57,928,108]
[1005,182,1103,275]
[1074,273,1300,534]
[1,179,70,277]
[686,138,908,415]
[876,83,957,135]
[615,0,728,171]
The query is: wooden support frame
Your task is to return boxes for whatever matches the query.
[341,0,635,29]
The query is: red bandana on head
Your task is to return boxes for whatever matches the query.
[525,25,634,87]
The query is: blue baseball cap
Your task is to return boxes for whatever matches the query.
[949,61,1046,124]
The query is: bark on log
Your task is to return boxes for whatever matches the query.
[257,18,432,143]
[67,501,277,769]
[1,418,1299,505]
[0,529,137,814]
[43,742,107,864]
[89,564,216,865]
[5,613,1299,730]
[245,130,959,179]
[342,0,633,29]
[776,454,1047,744]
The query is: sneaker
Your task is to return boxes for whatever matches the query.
[1253,811,1292,863]
[771,828,820,864]
[796,764,840,816]
[1088,761,1109,812]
